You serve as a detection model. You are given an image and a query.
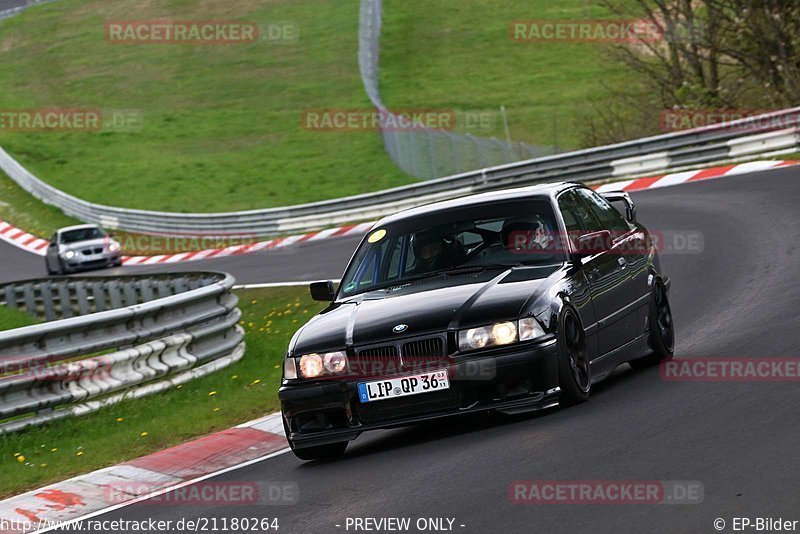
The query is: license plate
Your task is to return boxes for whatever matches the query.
[357,370,449,403]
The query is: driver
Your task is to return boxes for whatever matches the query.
[410,230,454,273]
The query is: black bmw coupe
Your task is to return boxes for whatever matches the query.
[279,182,674,460]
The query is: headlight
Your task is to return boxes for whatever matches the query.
[286,351,349,380]
[108,241,120,252]
[459,321,517,352]
[323,351,348,373]
[458,318,546,352]
[63,250,76,259]
[299,354,324,378]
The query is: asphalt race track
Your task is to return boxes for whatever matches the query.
[3,167,800,533]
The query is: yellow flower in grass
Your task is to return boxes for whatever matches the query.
[76,451,84,457]
[16,455,25,463]
[140,432,149,437]
[208,391,217,396]
[116,417,124,422]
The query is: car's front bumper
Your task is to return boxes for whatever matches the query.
[62,252,122,271]
[279,338,560,449]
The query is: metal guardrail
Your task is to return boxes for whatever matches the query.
[0,272,245,434]
[0,0,56,21]
[1,113,798,238]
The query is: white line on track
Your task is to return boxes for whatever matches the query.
[31,447,292,534]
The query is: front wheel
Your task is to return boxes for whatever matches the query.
[290,441,348,461]
[557,306,591,405]
[630,280,675,370]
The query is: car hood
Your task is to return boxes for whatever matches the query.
[291,265,560,355]
[60,238,109,250]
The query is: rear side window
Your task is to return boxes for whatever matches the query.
[558,190,599,234]
[574,188,631,233]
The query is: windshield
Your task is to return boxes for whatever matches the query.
[60,227,106,244]
[339,199,564,297]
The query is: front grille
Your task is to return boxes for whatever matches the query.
[354,388,463,425]
[402,337,447,370]
[354,345,402,376]
[80,247,103,256]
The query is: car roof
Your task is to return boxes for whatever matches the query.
[57,224,102,234]
[375,181,580,226]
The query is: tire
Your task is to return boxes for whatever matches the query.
[290,441,348,461]
[557,305,591,406]
[629,280,675,370]
[47,258,64,276]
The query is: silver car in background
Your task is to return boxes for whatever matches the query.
[45,224,122,275]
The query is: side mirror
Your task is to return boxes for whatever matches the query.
[574,230,613,260]
[310,280,335,302]
[601,191,636,223]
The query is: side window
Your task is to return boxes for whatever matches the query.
[50,233,58,244]
[575,189,631,233]
[558,190,600,234]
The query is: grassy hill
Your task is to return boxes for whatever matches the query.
[0,0,633,219]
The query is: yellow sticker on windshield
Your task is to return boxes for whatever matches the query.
[368,229,386,243]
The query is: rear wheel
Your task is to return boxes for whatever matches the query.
[630,280,675,369]
[557,306,591,405]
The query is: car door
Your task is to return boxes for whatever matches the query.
[571,188,641,355]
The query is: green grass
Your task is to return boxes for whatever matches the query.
[0,0,637,222]
[0,304,38,330]
[0,287,326,498]
[379,0,635,150]
[0,170,82,238]
[0,0,412,214]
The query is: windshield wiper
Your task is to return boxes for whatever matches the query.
[368,263,520,291]
[435,263,522,275]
